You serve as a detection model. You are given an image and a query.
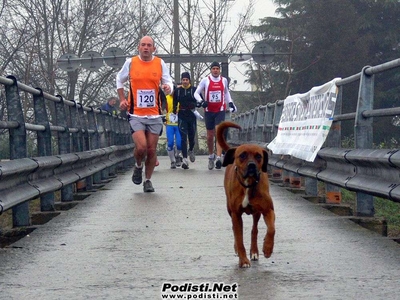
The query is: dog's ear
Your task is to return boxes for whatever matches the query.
[222,148,236,166]
[262,150,269,172]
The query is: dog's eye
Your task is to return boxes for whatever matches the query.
[255,153,262,161]
[239,152,247,160]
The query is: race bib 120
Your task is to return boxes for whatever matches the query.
[137,89,156,108]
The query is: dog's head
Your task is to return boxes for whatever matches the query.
[222,144,269,177]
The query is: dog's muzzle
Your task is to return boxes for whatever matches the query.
[235,162,261,188]
[243,162,260,181]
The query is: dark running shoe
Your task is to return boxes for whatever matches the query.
[143,180,155,192]
[132,165,143,185]
[215,158,222,169]
[188,150,195,162]
[182,158,189,169]
[176,155,182,167]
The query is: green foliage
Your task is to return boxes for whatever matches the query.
[340,189,356,205]
[341,134,399,149]
[0,134,10,160]
[374,197,400,236]
[247,0,400,147]
[246,0,400,104]
[341,135,355,149]
[339,188,400,236]
[157,140,167,156]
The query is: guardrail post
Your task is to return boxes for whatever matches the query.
[97,111,107,148]
[114,117,126,171]
[271,167,282,181]
[101,114,112,179]
[34,88,55,211]
[55,95,74,201]
[305,178,318,196]
[241,112,249,142]
[269,101,284,184]
[70,100,83,152]
[354,66,375,216]
[255,106,264,143]
[70,101,86,191]
[96,111,107,182]
[289,171,302,189]
[78,103,94,190]
[272,100,283,138]
[108,115,117,176]
[114,116,122,146]
[78,103,90,152]
[6,76,30,226]
[264,103,274,143]
[88,107,102,184]
[282,169,290,186]
[236,115,244,141]
[248,110,255,142]
[323,85,343,204]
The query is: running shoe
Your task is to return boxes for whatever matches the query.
[182,158,189,169]
[132,165,143,185]
[176,155,182,167]
[208,155,215,170]
[143,180,155,192]
[215,158,222,169]
[188,150,196,162]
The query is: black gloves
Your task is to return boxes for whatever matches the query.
[196,101,208,108]
[200,100,208,108]
[229,102,237,112]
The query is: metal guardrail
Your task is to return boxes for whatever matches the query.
[231,58,400,218]
[0,146,133,213]
[2,58,400,228]
[0,75,134,228]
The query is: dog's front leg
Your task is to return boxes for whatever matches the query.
[231,212,250,267]
[262,209,275,258]
[250,212,260,261]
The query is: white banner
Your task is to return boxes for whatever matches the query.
[268,78,341,162]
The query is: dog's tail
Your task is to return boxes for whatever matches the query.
[216,121,242,152]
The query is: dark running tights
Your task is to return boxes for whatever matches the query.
[178,118,196,159]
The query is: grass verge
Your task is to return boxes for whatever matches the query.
[340,189,400,237]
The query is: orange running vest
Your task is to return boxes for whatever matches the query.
[128,56,162,116]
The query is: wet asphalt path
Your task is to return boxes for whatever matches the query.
[0,155,399,299]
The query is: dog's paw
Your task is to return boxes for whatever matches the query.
[239,257,251,268]
[263,244,274,258]
[250,253,259,261]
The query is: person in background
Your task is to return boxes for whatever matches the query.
[101,96,118,115]
[165,93,182,169]
[116,36,173,192]
[194,61,237,170]
[173,71,198,169]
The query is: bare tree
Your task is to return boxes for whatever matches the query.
[0,0,169,108]
[1,0,254,112]
[153,0,255,84]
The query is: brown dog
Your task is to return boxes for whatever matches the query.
[217,121,275,268]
